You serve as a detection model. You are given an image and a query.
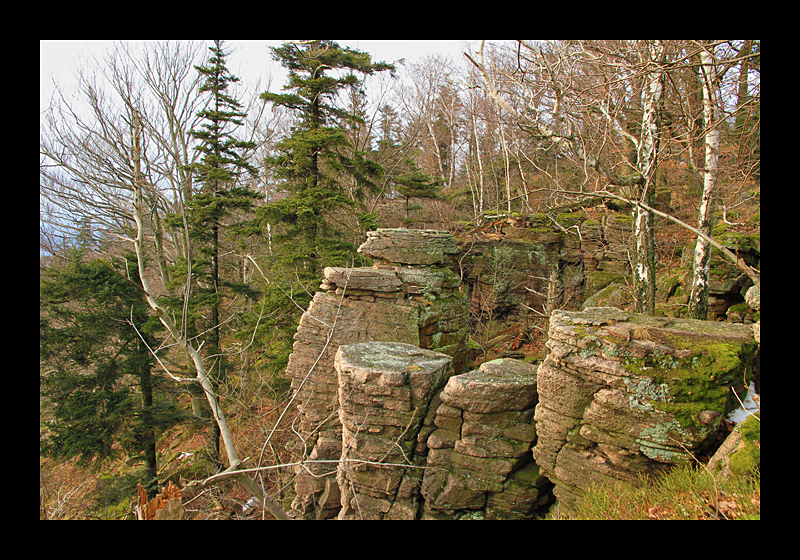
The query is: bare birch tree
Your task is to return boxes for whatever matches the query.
[40,41,291,519]
[467,40,665,313]
[466,39,759,315]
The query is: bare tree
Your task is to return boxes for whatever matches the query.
[685,40,762,316]
[40,41,291,519]
[467,40,666,313]
[465,39,760,315]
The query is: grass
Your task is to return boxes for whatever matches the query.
[548,463,760,520]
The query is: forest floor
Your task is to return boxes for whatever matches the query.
[40,393,299,520]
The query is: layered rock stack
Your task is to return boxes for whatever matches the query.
[420,358,552,519]
[533,307,760,515]
[284,229,469,518]
[334,342,452,520]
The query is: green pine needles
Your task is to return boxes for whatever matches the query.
[183,40,261,464]
[40,251,183,498]
[258,40,396,277]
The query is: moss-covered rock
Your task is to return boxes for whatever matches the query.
[533,307,759,514]
[708,412,761,480]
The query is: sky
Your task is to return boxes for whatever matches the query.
[40,39,476,115]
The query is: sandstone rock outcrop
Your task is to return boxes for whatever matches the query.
[280,225,761,520]
[284,229,469,518]
[329,342,550,520]
[357,228,459,265]
[335,342,452,519]
[457,210,759,326]
[420,358,552,519]
[533,307,760,515]
[707,412,760,481]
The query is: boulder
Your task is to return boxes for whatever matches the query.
[439,358,538,414]
[745,285,760,312]
[707,413,760,480]
[533,307,759,514]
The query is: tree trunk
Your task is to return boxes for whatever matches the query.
[129,111,290,520]
[542,264,559,361]
[499,118,513,213]
[471,101,485,219]
[632,41,664,316]
[688,43,720,320]
[139,338,159,500]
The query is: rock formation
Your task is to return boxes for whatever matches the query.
[707,412,760,481]
[358,227,460,265]
[280,226,760,520]
[331,342,551,520]
[421,357,552,519]
[335,342,452,519]
[284,229,469,518]
[457,209,760,325]
[533,307,760,515]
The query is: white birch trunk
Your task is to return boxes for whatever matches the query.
[632,41,665,315]
[471,100,485,218]
[688,44,720,320]
[499,118,513,213]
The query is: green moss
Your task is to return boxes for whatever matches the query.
[620,337,756,431]
[710,223,761,254]
[555,212,584,228]
[729,414,760,475]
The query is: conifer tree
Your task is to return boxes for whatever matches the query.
[392,160,444,219]
[40,251,183,499]
[258,40,395,279]
[184,39,260,463]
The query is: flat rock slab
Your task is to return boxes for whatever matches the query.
[323,267,403,292]
[440,358,538,414]
[335,341,452,400]
[357,228,458,265]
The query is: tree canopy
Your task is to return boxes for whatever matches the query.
[257,40,396,276]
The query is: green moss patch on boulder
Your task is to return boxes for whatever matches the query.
[533,307,759,514]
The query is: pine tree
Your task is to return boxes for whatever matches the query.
[40,251,183,499]
[392,159,444,219]
[184,40,260,464]
[258,40,395,279]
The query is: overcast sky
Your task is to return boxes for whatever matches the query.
[40,39,476,115]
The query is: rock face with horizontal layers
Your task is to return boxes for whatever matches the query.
[533,307,759,515]
[284,229,469,519]
[420,358,553,519]
[330,343,550,520]
[357,228,459,265]
[335,342,453,520]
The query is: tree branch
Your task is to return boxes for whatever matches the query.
[560,188,760,289]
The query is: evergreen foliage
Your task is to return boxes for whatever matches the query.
[258,40,396,279]
[183,39,261,464]
[392,159,444,217]
[40,251,184,498]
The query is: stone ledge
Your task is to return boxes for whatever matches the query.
[439,359,538,414]
[358,228,458,265]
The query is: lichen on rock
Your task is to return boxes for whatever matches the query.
[335,342,453,520]
[533,307,759,514]
[420,357,552,519]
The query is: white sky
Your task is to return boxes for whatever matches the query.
[40,39,476,115]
